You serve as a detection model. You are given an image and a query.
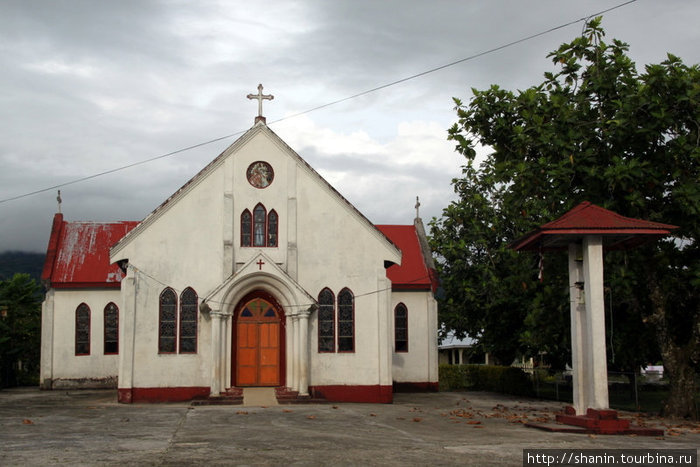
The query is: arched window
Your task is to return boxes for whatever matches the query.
[75,303,90,355]
[318,288,335,352]
[394,303,408,352]
[253,203,266,247]
[104,302,119,355]
[179,288,198,353]
[159,288,177,353]
[241,210,252,247]
[337,288,354,352]
[267,210,278,247]
[241,204,279,247]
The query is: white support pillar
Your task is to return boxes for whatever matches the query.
[39,289,55,389]
[568,243,587,414]
[118,273,137,402]
[297,309,310,396]
[377,275,393,392]
[210,310,224,396]
[582,235,609,409]
[290,312,299,391]
[221,312,230,390]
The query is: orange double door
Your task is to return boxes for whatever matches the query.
[235,296,282,387]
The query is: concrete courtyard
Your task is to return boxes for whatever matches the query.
[1,388,698,466]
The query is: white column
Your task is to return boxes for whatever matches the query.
[297,309,310,396]
[118,273,137,402]
[582,235,609,409]
[290,312,299,391]
[427,296,439,383]
[210,311,223,396]
[377,276,393,390]
[220,313,230,390]
[568,243,586,414]
[39,289,55,389]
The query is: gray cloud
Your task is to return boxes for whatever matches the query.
[1,1,698,252]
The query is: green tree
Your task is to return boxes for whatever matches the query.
[431,18,699,418]
[0,273,42,387]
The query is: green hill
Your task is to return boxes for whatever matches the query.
[0,251,45,283]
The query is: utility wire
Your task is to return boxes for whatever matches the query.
[0,0,636,205]
[129,262,433,310]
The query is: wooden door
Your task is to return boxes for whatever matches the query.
[235,297,281,386]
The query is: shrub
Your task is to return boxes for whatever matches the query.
[439,364,534,397]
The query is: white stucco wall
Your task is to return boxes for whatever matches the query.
[391,291,438,384]
[41,288,122,388]
[109,125,417,392]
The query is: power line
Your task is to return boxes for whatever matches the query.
[0,0,636,205]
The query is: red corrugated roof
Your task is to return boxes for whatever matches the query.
[376,225,436,291]
[511,202,678,251]
[42,214,139,288]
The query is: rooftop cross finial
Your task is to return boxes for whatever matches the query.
[415,196,421,219]
[247,83,274,124]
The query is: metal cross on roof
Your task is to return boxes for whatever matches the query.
[247,83,274,124]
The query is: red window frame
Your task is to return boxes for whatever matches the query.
[253,203,267,247]
[241,204,279,248]
[267,209,278,247]
[317,288,335,353]
[103,302,119,355]
[158,288,177,354]
[337,288,355,353]
[178,287,198,354]
[241,209,252,247]
[75,303,91,356]
[394,303,408,353]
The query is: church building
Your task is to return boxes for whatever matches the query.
[39,93,439,403]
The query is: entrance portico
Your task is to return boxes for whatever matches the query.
[204,253,316,398]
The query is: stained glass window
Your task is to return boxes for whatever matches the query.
[241,210,252,247]
[75,303,90,355]
[241,205,279,248]
[394,303,408,352]
[267,210,278,247]
[318,288,335,352]
[104,302,119,354]
[179,288,198,353]
[337,288,354,352]
[253,204,266,247]
[159,288,177,353]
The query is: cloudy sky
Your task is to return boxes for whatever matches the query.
[1,0,698,253]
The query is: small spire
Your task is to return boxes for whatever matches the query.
[415,196,421,219]
[56,190,62,213]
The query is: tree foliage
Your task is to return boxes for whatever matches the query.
[431,18,699,417]
[0,273,42,387]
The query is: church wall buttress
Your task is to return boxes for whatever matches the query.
[286,159,298,280]
[223,157,234,278]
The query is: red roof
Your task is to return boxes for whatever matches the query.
[376,225,437,291]
[41,214,139,288]
[511,202,678,252]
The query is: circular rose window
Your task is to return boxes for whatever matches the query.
[246,161,274,188]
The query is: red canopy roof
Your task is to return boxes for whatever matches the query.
[41,214,139,288]
[511,202,678,252]
[376,224,438,291]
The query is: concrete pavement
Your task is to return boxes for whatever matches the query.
[1,388,698,466]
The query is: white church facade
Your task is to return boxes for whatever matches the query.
[39,118,439,403]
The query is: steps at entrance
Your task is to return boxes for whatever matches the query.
[191,387,327,406]
[243,387,278,406]
[191,387,243,406]
[275,387,326,404]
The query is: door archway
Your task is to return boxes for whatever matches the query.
[232,291,285,387]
